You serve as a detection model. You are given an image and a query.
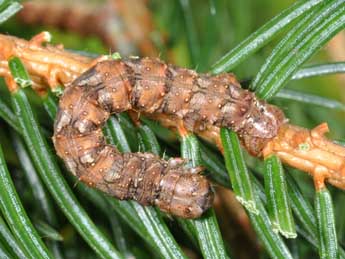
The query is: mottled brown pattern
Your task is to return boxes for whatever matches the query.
[120,57,285,156]
[53,57,285,218]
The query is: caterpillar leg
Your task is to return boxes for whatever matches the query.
[177,120,189,137]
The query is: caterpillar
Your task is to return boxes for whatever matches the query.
[1,33,345,217]
[53,57,285,218]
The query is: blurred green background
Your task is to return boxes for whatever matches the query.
[0,1,344,258]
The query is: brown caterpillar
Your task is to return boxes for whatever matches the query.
[2,33,344,215]
[53,57,285,218]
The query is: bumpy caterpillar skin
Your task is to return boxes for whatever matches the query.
[53,57,285,218]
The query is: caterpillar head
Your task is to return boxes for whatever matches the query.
[242,101,285,138]
[241,101,286,156]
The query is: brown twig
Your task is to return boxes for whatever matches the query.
[263,123,345,190]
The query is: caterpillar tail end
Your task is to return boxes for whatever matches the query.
[156,172,214,219]
[263,123,345,191]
